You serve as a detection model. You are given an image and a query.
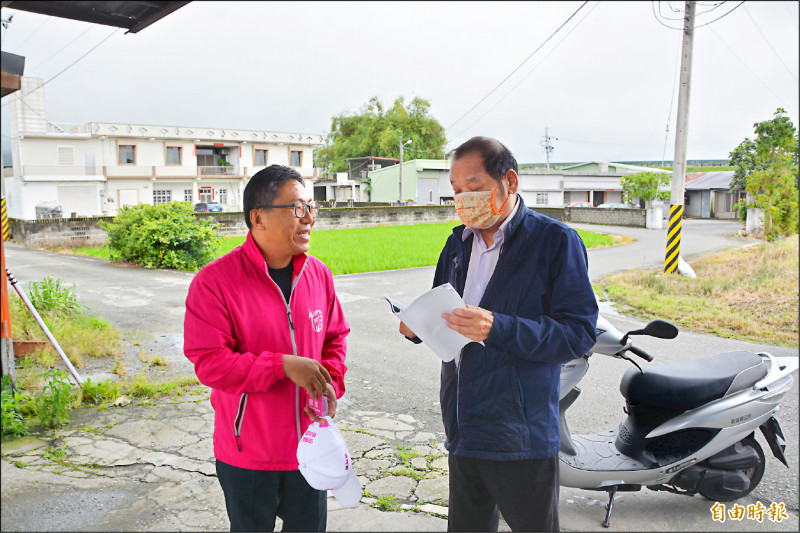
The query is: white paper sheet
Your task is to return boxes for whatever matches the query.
[385,283,480,362]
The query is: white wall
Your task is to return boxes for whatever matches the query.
[4,179,101,219]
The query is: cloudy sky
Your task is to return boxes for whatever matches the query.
[1,1,798,166]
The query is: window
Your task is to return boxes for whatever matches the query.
[536,193,548,205]
[254,147,268,166]
[219,188,227,204]
[184,189,193,202]
[57,146,75,166]
[199,187,213,202]
[118,142,136,165]
[165,144,182,165]
[153,189,172,204]
[289,149,303,167]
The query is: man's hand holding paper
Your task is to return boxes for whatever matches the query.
[385,284,482,362]
[442,304,494,342]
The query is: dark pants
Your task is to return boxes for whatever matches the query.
[216,459,327,532]
[447,454,560,532]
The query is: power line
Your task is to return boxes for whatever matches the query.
[653,0,740,30]
[10,17,49,49]
[657,1,686,21]
[709,26,794,107]
[35,27,93,71]
[451,1,600,141]
[662,39,683,167]
[446,1,589,132]
[1,27,120,111]
[694,0,744,28]
[742,4,798,82]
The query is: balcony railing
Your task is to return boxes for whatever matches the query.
[199,165,241,176]
[18,165,252,178]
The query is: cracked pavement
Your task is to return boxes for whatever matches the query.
[2,219,798,531]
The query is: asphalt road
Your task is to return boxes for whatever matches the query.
[3,218,798,530]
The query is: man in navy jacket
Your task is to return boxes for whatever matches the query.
[400,136,597,531]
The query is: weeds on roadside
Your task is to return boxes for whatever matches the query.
[37,370,74,429]
[597,236,799,346]
[1,376,29,438]
[112,358,127,377]
[9,281,123,367]
[27,276,88,316]
[374,495,401,511]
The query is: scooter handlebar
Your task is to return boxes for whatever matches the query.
[627,345,654,362]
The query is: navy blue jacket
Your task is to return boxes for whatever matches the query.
[434,195,598,461]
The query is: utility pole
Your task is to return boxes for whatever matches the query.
[541,127,556,170]
[398,135,411,204]
[664,0,695,274]
[399,134,404,204]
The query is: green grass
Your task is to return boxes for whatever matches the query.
[70,246,112,260]
[68,222,612,275]
[214,222,612,275]
[597,236,798,347]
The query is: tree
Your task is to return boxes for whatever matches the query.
[314,96,447,174]
[729,108,799,239]
[619,171,671,208]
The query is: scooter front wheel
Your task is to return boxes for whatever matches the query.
[698,436,765,502]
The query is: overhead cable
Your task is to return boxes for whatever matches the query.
[450,1,600,142]
[1,27,120,111]
[742,4,798,82]
[446,1,589,132]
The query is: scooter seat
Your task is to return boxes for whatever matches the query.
[620,351,768,410]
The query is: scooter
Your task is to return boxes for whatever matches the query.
[559,316,798,527]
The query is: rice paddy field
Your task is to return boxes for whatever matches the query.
[70,221,613,275]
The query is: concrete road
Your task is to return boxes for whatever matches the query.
[2,218,797,531]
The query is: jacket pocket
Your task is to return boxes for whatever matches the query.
[233,393,248,452]
[459,364,529,453]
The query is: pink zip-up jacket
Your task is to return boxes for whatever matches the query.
[183,232,349,470]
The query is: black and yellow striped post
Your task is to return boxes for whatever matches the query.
[1,197,8,242]
[664,204,683,273]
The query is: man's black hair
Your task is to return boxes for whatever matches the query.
[452,136,518,182]
[243,165,305,230]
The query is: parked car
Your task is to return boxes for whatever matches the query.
[565,201,594,208]
[597,203,631,209]
[194,201,223,212]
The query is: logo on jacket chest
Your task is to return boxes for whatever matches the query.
[309,309,324,333]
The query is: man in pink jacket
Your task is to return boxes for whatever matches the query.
[184,164,350,531]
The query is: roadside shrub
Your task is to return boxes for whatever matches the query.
[101,202,221,270]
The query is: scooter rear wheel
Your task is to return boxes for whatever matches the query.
[698,436,765,502]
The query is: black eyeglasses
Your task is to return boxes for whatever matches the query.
[257,201,321,218]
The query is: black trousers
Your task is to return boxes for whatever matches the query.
[215,459,327,532]
[447,454,560,532]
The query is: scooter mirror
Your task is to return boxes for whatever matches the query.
[642,319,679,339]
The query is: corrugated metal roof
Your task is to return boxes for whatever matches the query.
[0,1,190,33]
[684,171,734,190]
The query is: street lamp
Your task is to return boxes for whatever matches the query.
[398,136,412,204]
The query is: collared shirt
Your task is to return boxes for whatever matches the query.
[456,195,520,367]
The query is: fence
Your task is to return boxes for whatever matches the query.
[7,205,646,249]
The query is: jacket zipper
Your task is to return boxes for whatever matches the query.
[233,257,309,452]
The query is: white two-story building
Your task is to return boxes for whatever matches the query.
[4,77,323,219]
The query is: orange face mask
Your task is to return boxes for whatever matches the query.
[454,179,511,229]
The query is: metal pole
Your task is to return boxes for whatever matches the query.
[399,134,404,204]
[545,127,550,170]
[1,237,16,388]
[5,267,83,386]
[665,0,695,274]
